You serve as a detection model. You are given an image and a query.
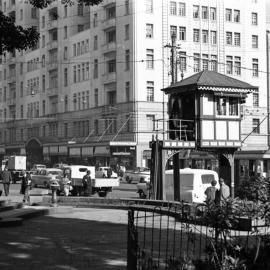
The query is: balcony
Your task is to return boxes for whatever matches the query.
[47,19,58,29]
[102,42,116,53]
[47,61,58,70]
[47,40,58,50]
[102,18,116,29]
[7,98,16,106]
[46,87,58,97]
[7,75,16,83]
[102,72,116,84]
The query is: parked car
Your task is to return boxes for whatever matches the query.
[95,167,118,178]
[31,164,46,172]
[53,163,69,169]
[124,167,150,183]
[31,168,63,188]
[136,168,220,202]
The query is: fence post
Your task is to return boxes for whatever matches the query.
[127,209,138,270]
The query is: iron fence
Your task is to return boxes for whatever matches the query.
[127,202,270,270]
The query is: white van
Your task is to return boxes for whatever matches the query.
[137,168,219,203]
[165,168,219,203]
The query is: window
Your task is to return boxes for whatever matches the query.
[73,44,76,57]
[31,7,37,18]
[125,24,129,40]
[20,82,23,97]
[170,1,176,15]
[234,10,240,22]
[64,5,67,17]
[229,98,238,116]
[179,27,186,41]
[125,0,129,15]
[108,59,116,73]
[78,3,83,16]
[210,31,217,45]
[64,96,68,112]
[107,29,116,43]
[146,81,154,102]
[94,88,98,107]
[94,120,99,135]
[64,68,68,86]
[193,5,199,19]
[202,6,208,19]
[234,32,241,46]
[78,24,84,32]
[210,55,217,72]
[94,35,98,50]
[193,53,200,72]
[225,9,232,21]
[108,91,116,106]
[146,115,155,131]
[170,25,177,38]
[42,35,45,48]
[193,29,200,42]
[202,30,208,43]
[202,54,208,70]
[125,50,130,70]
[64,26,67,39]
[252,119,260,134]
[146,49,154,69]
[125,82,130,101]
[210,7,216,20]
[20,9,23,20]
[94,59,98,78]
[216,97,226,115]
[178,3,186,16]
[252,12,258,25]
[252,58,258,77]
[253,92,259,107]
[226,56,233,74]
[234,56,241,75]
[226,32,232,45]
[145,0,153,13]
[73,66,76,83]
[179,51,186,71]
[252,35,258,48]
[146,24,153,38]
[42,75,45,92]
[93,13,97,27]
[106,5,116,20]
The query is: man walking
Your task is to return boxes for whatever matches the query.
[82,170,92,196]
[215,178,230,205]
[2,166,12,196]
[204,179,218,204]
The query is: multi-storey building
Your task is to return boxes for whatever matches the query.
[0,0,268,178]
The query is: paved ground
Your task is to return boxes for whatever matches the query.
[0,185,131,270]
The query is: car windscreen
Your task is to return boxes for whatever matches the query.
[201,174,215,185]
[79,168,88,172]
[180,174,194,188]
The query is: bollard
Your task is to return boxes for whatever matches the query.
[50,181,60,207]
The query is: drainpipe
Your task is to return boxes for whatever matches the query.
[267,31,270,149]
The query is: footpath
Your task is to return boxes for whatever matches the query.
[0,190,129,270]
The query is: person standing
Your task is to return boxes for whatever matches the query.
[62,174,71,197]
[82,170,92,196]
[107,167,112,178]
[22,171,32,205]
[215,178,230,205]
[2,166,12,196]
[204,179,218,204]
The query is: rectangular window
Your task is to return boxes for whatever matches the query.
[178,3,186,16]
[226,56,233,74]
[252,12,258,25]
[125,24,129,40]
[193,29,200,42]
[73,66,76,83]
[31,7,37,18]
[125,0,129,15]
[210,55,217,72]
[202,6,208,19]
[234,9,240,22]
[146,24,153,38]
[234,32,241,46]
[179,27,186,41]
[125,81,130,102]
[252,35,258,48]
[107,59,116,73]
[125,50,130,70]
[78,3,83,16]
[64,68,68,86]
[193,5,199,19]
[170,25,177,38]
[225,9,232,21]
[93,13,98,27]
[146,49,154,69]
[202,54,208,70]
[64,26,67,39]
[210,7,216,20]
[146,115,155,131]
[226,32,232,45]
[234,56,241,75]
[106,5,115,20]
[94,35,98,50]
[193,53,200,72]
[202,30,208,43]
[216,97,227,115]
[170,1,177,15]
[145,0,153,13]
[146,81,154,102]
[253,92,259,107]
[94,59,98,78]
[63,46,68,60]
[179,51,186,71]
[252,118,260,134]
[210,31,217,45]
[252,58,259,77]
[229,98,238,116]
[94,88,98,107]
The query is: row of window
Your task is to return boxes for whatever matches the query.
[27,58,40,72]
[72,62,90,84]
[73,39,90,57]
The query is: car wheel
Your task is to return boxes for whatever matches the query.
[138,190,146,199]
[98,191,107,197]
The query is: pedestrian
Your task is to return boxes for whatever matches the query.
[2,166,12,196]
[62,173,71,197]
[215,178,230,205]
[22,171,32,205]
[82,170,92,196]
[107,167,112,178]
[204,179,217,204]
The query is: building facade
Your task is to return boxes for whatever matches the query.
[0,0,269,176]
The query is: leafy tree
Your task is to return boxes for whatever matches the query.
[0,0,103,53]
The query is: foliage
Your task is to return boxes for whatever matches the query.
[0,0,103,53]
